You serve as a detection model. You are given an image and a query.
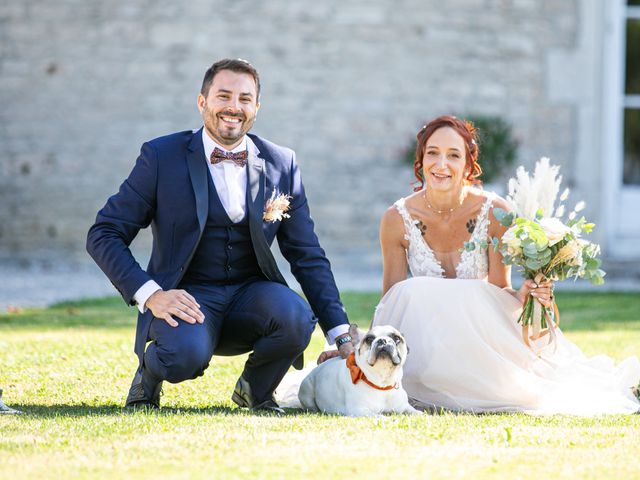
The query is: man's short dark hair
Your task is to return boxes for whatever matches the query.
[201,58,261,100]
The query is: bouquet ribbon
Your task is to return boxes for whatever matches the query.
[522,273,560,354]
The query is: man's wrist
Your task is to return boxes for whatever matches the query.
[335,334,352,348]
[337,341,354,359]
[327,324,350,345]
[133,280,162,314]
[336,334,354,358]
[145,289,162,308]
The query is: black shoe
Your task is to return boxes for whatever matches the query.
[231,376,253,408]
[231,376,284,415]
[125,368,162,410]
[252,398,286,415]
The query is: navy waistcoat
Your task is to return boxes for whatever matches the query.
[181,172,264,285]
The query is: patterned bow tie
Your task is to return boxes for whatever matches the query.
[210,147,248,167]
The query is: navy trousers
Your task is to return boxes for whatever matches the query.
[143,279,316,403]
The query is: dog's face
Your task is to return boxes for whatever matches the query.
[357,325,408,370]
[298,324,417,416]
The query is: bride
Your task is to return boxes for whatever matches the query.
[371,115,640,415]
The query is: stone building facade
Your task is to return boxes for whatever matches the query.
[1,0,638,299]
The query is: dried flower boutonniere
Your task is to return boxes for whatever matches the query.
[263,189,291,223]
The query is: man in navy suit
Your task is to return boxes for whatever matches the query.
[87,58,354,413]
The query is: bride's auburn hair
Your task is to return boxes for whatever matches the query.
[413,115,482,191]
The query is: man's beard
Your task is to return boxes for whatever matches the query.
[204,106,255,147]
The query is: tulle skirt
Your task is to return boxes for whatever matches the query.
[370,277,640,415]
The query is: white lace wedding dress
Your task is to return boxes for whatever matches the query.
[370,197,640,415]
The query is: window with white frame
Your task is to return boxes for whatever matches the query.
[624,1,640,185]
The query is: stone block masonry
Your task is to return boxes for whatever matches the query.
[0,0,579,288]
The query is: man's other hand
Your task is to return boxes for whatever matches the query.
[316,339,354,364]
[146,289,205,327]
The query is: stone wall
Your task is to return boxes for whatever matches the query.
[0,0,580,285]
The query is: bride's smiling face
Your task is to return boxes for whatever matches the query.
[422,127,468,192]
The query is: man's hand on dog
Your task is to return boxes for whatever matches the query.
[317,334,354,364]
[146,289,205,327]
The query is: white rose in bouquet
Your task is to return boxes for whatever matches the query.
[501,227,523,256]
[538,217,571,246]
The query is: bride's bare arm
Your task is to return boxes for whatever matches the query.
[380,207,409,296]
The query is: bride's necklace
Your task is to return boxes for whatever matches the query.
[424,190,464,215]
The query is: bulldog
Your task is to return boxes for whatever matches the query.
[298,325,418,416]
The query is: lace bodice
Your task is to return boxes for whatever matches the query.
[394,195,493,280]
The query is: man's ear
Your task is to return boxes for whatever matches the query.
[197,93,206,114]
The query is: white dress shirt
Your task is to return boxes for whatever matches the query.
[202,129,248,223]
[133,128,347,344]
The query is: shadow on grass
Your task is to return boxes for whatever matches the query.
[10,403,310,417]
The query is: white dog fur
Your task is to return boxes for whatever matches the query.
[298,325,418,416]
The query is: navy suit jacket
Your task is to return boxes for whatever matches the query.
[87,129,348,362]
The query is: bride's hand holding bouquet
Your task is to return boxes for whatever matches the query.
[492,158,605,349]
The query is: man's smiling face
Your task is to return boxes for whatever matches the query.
[198,69,260,149]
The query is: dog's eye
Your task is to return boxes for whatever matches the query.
[364,335,374,344]
[390,334,401,344]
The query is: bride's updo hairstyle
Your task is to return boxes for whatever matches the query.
[413,115,482,192]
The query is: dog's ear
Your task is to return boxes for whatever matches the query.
[348,323,361,344]
[400,331,409,354]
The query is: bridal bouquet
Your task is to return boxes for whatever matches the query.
[492,158,605,348]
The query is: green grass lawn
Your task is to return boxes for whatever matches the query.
[1,291,639,479]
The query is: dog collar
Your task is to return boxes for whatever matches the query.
[346,352,398,391]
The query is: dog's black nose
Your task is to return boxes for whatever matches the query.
[375,337,394,349]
